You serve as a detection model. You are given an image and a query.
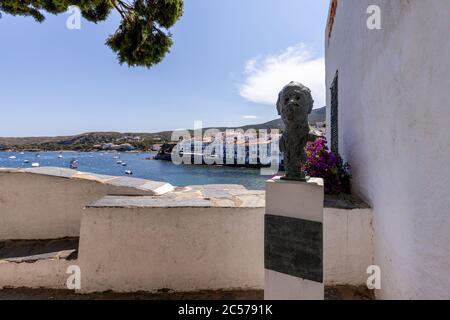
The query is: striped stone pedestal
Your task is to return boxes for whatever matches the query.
[264,177,324,300]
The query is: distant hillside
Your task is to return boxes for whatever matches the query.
[0,107,326,151]
[309,106,326,124]
[239,106,325,131]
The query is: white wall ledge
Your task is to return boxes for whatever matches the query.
[0,167,174,196]
[324,194,371,210]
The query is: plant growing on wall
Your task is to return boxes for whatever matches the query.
[303,137,351,195]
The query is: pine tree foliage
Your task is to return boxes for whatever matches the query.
[0,0,183,68]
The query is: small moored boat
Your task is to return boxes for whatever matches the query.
[69,159,78,169]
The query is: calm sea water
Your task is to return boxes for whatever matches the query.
[0,151,268,190]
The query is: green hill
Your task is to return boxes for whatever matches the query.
[0,107,326,151]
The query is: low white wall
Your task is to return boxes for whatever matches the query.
[0,172,111,240]
[0,259,72,290]
[324,207,373,286]
[0,169,173,240]
[78,206,265,293]
[0,205,374,292]
[0,167,374,292]
[77,205,373,293]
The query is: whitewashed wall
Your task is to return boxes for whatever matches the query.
[78,206,265,293]
[0,172,111,240]
[0,204,373,291]
[0,169,173,240]
[0,168,374,292]
[326,0,450,299]
[324,207,373,286]
[0,258,72,290]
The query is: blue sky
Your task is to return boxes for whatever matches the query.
[0,0,329,137]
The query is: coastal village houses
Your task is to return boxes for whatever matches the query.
[325,0,450,299]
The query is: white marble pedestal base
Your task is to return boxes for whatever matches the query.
[264,177,324,300]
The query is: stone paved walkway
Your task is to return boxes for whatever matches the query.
[0,286,374,300]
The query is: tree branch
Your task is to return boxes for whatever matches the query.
[111,0,126,20]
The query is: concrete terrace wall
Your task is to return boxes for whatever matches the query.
[79,206,265,293]
[0,168,174,240]
[324,206,373,286]
[0,254,73,290]
[76,194,372,293]
[0,168,374,292]
[326,0,450,299]
[78,197,372,293]
[77,187,266,293]
[0,206,373,291]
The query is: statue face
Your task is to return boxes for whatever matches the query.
[277,85,313,124]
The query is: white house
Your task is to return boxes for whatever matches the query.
[325,0,450,299]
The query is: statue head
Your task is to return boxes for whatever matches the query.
[276,81,314,126]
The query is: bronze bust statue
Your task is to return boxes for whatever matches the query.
[277,82,314,181]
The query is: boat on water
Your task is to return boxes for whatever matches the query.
[121,162,127,166]
[31,163,40,167]
[58,155,63,158]
[23,160,30,163]
[8,156,16,159]
[117,160,123,164]
[69,159,79,169]
[125,170,133,175]
[20,152,25,155]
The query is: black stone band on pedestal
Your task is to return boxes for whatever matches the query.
[265,214,323,283]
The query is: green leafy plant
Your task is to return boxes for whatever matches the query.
[0,0,183,68]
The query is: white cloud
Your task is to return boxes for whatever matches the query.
[241,115,259,119]
[239,43,325,108]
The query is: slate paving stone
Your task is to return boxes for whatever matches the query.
[89,196,213,208]
[190,184,247,190]
[203,190,232,199]
[210,198,236,207]
[228,189,265,196]
[234,195,265,208]
[106,176,156,188]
